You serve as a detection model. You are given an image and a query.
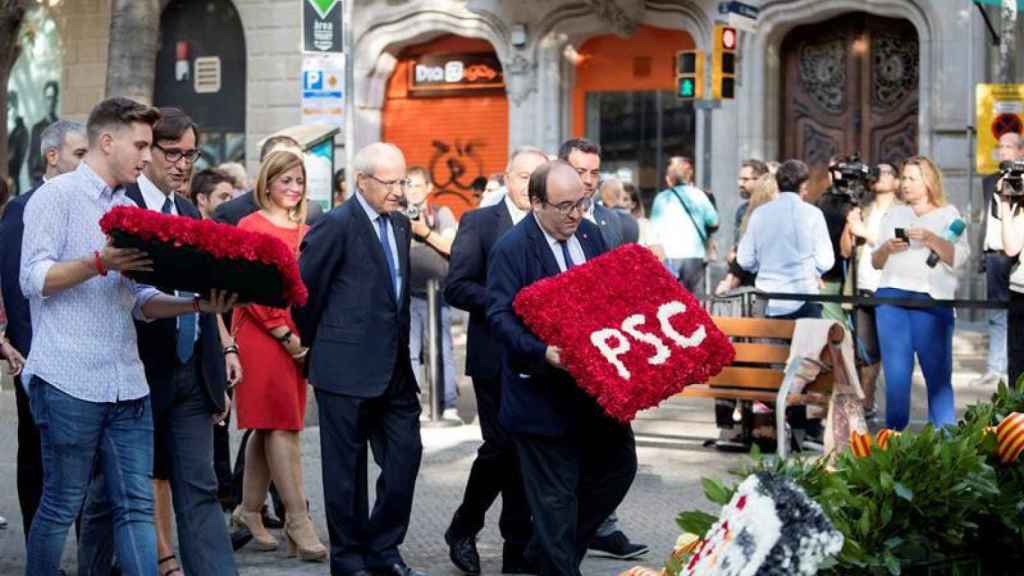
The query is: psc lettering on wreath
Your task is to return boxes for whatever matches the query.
[513,244,734,422]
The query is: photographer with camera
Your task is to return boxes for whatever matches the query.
[996,137,1024,388]
[405,166,460,420]
[841,162,899,421]
[871,157,969,431]
[976,132,1024,387]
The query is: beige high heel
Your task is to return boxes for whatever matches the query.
[285,514,327,562]
[232,507,279,551]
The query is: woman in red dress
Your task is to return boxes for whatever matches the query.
[231,150,326,561]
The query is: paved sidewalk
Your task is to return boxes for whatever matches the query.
[0,324,999,574]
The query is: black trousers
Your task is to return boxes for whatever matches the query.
[448,377,531,554]
[15,374,43,540]
[213,388,233,500]
[514,415,637,576]
[1010,291,1024,388]
[316,368,423,574]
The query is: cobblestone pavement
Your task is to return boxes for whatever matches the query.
[0,324,996,575]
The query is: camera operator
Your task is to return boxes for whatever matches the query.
[977,132,1024,386]
[997,146,1024,387]
[841,162,899,421]
[405,166,460,420]
[818,155,874,324]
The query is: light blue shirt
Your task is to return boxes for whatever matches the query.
[736,192,834,316]
[650,185,718,259]
[535,214,586,272]
[355,191,402,300]
[20,161,160,402]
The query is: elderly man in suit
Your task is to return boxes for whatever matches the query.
[487,160,638,576]
[442,146,548,575]
[557,138,647,560]
[295,142,429,576]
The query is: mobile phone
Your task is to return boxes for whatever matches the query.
[895,228,908,241]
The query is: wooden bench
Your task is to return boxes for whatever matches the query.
[679,317,849,458]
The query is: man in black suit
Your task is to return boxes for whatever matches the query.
[557,138,647,560]
[104,108,237,576]
[487,160,637,576]
[212,134,323,227]
[294,142,429,576]
[0,118,86,546]
[443,146,548,574]
[559,138,639,250]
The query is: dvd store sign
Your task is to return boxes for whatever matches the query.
[409,53,504,96]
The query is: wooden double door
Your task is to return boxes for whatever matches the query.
[781,12,919,168]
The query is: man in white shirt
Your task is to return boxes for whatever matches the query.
[976,132,1024,386]
[737,159,834,319]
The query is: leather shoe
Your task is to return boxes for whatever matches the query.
[373,564,431,576]
[445,526,481,575]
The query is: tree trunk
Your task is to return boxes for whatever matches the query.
[998,0,1018,83]
[106,0,160,104]
[0,0,28,182]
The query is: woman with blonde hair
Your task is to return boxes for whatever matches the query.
[231,149,326,561]
[871,156,968,431]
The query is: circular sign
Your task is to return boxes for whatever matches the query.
[722,28,737,50]
[992,113,1024,140]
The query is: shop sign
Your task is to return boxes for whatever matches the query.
[977,84,1024,174]
[409,53,504,96]
[301,54,345,128]
[303,0,343,53]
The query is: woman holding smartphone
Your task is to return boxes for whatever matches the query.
[871,157,969,431]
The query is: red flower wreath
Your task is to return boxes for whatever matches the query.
[100,206,308,307]
[513,244,734,422]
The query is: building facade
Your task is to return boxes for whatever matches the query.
[15,0,1024,290]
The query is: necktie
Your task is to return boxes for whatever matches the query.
[559,240,576,271]
[176,295,197,364]
[161,196,173,214]
[377,215,399,299]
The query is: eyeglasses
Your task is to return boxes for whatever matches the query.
[153,144,202,164]
[362,173,409,193]
[545,196,592,216]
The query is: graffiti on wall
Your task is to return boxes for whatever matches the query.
[428,138,486,206]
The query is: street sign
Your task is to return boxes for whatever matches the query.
[302,0,343,53]
[720,1,758,32]
[976,84,1024,173]
[301,53,345,128]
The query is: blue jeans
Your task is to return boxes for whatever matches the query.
[410,297,457,409]
[875,288,955,431]
[986,252,1011,375]
[26,378,156,576]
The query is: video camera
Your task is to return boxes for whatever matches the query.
[999,160,1024,197]
[829,154,880,205]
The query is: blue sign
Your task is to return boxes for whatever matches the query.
[718,1,759,19]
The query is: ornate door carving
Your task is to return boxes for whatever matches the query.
[781,13,918,167]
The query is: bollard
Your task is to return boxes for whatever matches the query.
[423,279,459,427]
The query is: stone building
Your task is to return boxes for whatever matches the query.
[13,0,1024,278]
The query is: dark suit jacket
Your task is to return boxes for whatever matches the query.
[125,184,226,414]
[487,215,608,436]
[593,203,638,248]
[0,188,37,356]
[212,190,324,226]
[293,197,413,398]
[444,203,514,380]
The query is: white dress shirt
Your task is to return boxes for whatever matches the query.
[737,192,834,316]
[138,174,177,215]
[504,193,529,225]
[356,191,403,300]
[535,214,585,272]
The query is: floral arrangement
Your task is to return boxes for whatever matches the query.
[512,244,734,422]
[100,206,307,308]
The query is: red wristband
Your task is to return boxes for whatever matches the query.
[191,295,201,313]
[93,251,108,276]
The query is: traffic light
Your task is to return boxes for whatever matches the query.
[675,49,703,101]
[712,24,737,99]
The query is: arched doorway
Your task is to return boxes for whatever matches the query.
[572,25,697,206]
[780,12,919,168]
[155,0,246,167]
[381,34,509,218]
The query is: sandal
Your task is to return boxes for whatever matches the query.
[159,554,184,576]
